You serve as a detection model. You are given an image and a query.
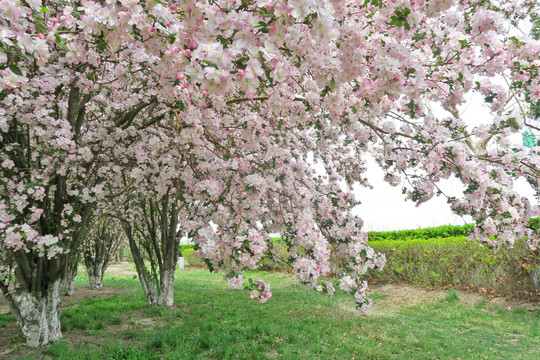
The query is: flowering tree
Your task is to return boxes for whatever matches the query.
[526,12,540,120]
[120,194,185,306]
[83,215,124,290]
[1,0,539,347]
[0,0,180,346]
[117,171,191,307]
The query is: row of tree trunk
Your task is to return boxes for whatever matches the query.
[1,194,184,347]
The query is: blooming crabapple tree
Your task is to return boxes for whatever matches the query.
[120,194,184,306]
[0,0,539,347]
[114,130,202,307]
[185,100,383,307]
[523,12,540,196]
[0,0,190,346]
[525,12,540,120]
[82,215,124,290]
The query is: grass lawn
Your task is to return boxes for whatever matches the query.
[0,266,539,360]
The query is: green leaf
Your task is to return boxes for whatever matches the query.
[72,10,83,20]
[54,33,62,47]
[41,6,51,13]
[8,65,23,76]
[320,86,331,98]
[330,77,335,91]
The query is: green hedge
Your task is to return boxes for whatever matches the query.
[182,248,204,267]
[179,244,195,257]
[367,217,540,242]
[367,224,475,242]
[368,237,540,292]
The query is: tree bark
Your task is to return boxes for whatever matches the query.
[155,222,180,306]
[123,223,158,305]
[86,261,105,289]
[61,259,78,296]
[156,267,175,306]
[120,195,181,307]
[4,279,62,348]
[138,269,158,305]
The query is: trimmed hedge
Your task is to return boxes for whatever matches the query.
[368,237,540,292]
[179,244,196,256]
[367,217,540,242]
[367,224,474,242]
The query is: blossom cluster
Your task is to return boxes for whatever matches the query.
[249,279,272,304]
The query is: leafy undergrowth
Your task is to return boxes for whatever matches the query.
[3,269,539,360]
[369,237,540,292]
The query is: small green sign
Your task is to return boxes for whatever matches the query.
[523,130,536,148]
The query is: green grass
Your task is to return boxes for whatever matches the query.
[61,295,148,334]
[0,312,16,328]
[5,269,540,359]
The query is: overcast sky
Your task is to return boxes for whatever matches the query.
[351,159,536,231]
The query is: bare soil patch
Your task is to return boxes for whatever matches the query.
[96,262,138,278]
[367,283,538,316]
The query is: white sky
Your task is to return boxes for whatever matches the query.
[352,158,536,231]
[352,159,469,231]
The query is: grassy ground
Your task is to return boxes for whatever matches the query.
[0,266,539,360]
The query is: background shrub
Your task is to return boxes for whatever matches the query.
[368,237,540,292]
[367,217,539,242]
[179,244,196,257]
[182,248,205,267]
[259,237,290,271]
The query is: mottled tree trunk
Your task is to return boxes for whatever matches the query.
[124,223,158,305]
[61,259,78,296]
[156,267,175,306]
[138,270,158,305]
[87,261,105,289]
[155,233,179,306]
[4,280,62,348]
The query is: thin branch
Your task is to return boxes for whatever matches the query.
[226,95,305,105]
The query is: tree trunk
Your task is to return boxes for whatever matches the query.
[139,271,158,305]
[121,196,180,307]
[86,261,106,290]
[5,279,62,348]
[124,224,158,305]
[61,259,78,296]
[156,267,175,306]
[87,261,105,289]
